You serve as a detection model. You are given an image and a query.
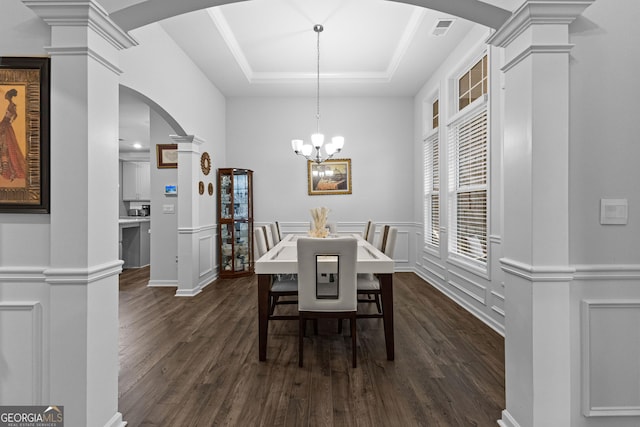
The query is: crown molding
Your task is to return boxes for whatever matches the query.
[487,0,595,48]
[170,134,205,146]
[23,0,137,50]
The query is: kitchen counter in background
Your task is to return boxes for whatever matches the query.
[119,216,151,225]
[119,217,151,268]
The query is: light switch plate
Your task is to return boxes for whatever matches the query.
[600,199,628,225]
[163,204,175,214]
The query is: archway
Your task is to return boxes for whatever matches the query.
[109,0,511,32]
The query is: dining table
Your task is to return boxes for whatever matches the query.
[255,233,395,361]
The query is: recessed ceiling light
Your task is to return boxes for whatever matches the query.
[133,143,142,149]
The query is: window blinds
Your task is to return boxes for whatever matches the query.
[448,107,487,263]
[423,134,440,247]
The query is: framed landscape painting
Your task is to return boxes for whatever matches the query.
[0,57,50,213]
[157,143,178,168]
[307,158,352,196]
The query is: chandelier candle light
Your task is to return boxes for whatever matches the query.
[291,24,344,164]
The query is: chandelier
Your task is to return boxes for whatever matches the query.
[291,24,344,164]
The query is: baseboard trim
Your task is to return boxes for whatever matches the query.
[497,410,520,427]
[147,280,178,288]
[175,287,202,297]
[104,412,126,427]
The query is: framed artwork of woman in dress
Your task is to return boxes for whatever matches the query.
[0,57,50,213]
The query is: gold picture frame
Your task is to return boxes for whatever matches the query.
[156,144,177,168]
[0,57,50,213]
[307,159,352,196]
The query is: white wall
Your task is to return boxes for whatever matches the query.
[569,1,640,265]
[226,97,414,224]
[568,1,640,426]
[119,23,226,158]
[0,0,51,268]
[119,22,225,291]
[149,109,178,286]
[226,96,416,270]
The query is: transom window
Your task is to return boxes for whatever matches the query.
[432,99,439,130]
[458,55,488,111]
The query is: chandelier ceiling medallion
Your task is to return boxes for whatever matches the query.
[291,24,344,164]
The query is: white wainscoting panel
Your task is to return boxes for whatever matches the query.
[448,269,487,305]
[0,302,42,404]
[582,300,640,417]
[199,234,213,278]
[198,225,217,288]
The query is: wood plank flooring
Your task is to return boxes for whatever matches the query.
[118,268,504,426]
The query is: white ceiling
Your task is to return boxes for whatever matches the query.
[118,0,487,153]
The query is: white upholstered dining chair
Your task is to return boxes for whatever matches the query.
[363,220,376,244]
[254,226,268,259]
[358,225,397,313]
[261,225,275,250]
[297,236,358,368]
[270,221,282,245]
[254,226,297,315]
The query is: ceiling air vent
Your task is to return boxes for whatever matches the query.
[432,19,454,36]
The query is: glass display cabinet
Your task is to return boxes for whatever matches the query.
[217,168,254,277]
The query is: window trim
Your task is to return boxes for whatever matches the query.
[446,92,489,272]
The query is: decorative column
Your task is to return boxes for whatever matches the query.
[487,1,594,426]
[22,1,136,426]
[171,134,205,296]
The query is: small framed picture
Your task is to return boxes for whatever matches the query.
[307,158,352,196]
[156,144,178,168]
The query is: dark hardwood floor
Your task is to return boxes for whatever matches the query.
[118,268,504,426]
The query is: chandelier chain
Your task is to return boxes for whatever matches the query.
[316,25,321,133]
[291,24,343,164]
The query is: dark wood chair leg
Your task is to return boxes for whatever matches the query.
[299,315,305,367]
[350,313,357,368]
[337,318,342,334]
[269,295,279,315]
[374,294,382,313]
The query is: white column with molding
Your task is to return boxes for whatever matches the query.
[171,134,204,297]
[488,1,594,426]
[21,1,136,426]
